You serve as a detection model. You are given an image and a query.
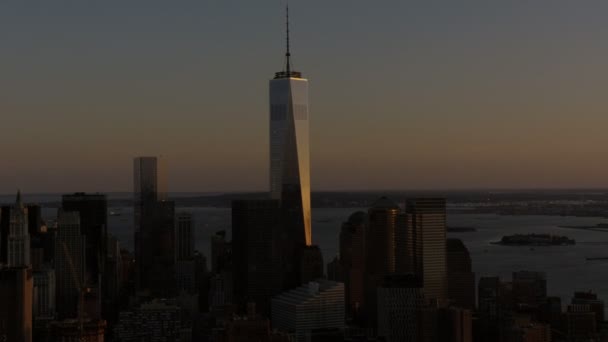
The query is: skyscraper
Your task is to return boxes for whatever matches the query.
[61,193,107,288]
[340,211,367,319]
[8,191,30,267]
[133,156,175,295]
[231,199,282,315]
[0,266,33,342]
[447,239,475,310]
[269,6,311,250]
[175,212,196,294]
[364,197,403,326]
[54,210,85,320]
[133,156,167,231]
[406,198,448,304]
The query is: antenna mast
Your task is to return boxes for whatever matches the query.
[285,2,291,74]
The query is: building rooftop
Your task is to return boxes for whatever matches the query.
[273,279,343,306]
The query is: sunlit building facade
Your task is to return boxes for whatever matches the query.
[269,42,311,248]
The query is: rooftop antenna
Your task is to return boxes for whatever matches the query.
[285,1,291,74]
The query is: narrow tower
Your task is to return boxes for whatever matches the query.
[269,4,312,247]
[8,190,30,267]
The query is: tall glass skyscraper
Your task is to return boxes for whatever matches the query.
[269,7,311,247]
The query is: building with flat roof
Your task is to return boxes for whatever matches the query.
[272,279,344,342]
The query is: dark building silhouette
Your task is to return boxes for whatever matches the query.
[364,197,402,327]
[477,277,502,341]
[376,274,423,342]
[133,157,175,296]
[138,200,176,296]
[299,245,324,284]
[231,199,282,315]
[326,256,344,282]
[340,211,367,320]
[0,266,33,342]
[61,193,107,288]
[405,198,447,304]
[446,239,475,310]
[571,291,604,326]
[477,276,516,341]
[27,205,42,236]
[211,230,232,274]
[0,206,8,264]
[175,212,196,294]
[512,271,547,309]
[55,210,85,320]
[563,304,598,341]
[539,296,562,333]
[438,306,473,342]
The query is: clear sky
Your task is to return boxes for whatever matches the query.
[2,1,608,194]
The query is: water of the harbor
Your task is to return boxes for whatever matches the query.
[40,206,608,308]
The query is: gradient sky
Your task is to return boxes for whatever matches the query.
[2,1,608,194]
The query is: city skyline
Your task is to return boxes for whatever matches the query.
[4,1,608,193]
[3,3,608,341]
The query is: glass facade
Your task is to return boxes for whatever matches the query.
[269,77,311,246]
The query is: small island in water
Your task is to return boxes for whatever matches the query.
[492,234,575,246]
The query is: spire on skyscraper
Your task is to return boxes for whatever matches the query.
[285,2,291,74]
[275,1,301,79]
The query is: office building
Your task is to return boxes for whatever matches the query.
[175,212,194,261]
[405,198,447,304]
[572,291,604,325]
[55,210,85,319]
[563,304,598,341]
[61,193,107,288]
[377,274,423,342]
[438,306,473,342]
[8,191,30,267]
[299,245,324,284]
[114,299,189,342]
[272,279,344,342]
[133,156,167,230]
[340,211,366,319]
[446,239,475,309]
[211,230,232,273]
[0,266,33,342]
[104,234,123,322]
[133,157,176,296]
[133,157,175,295]
[512,271,547,308]
[364,197,402,326]
[33,267,56,320]
[269,7,312,249]
[326,256,344,282]
[511,314,551,342]
[176,212,196,294]
[231,199,282,315]
[49,319,106,342]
